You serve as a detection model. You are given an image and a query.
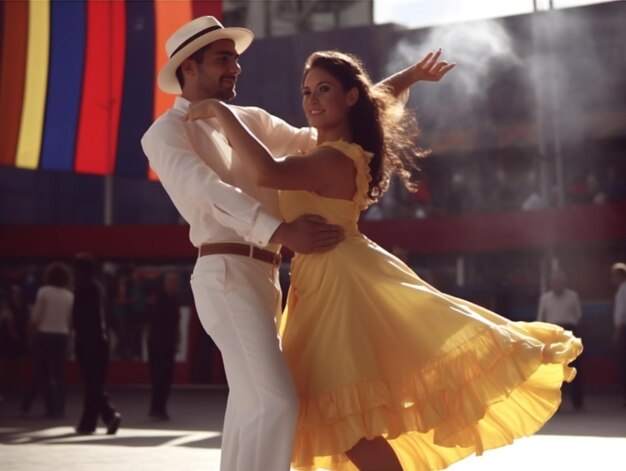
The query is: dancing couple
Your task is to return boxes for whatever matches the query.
[142,16,582,471]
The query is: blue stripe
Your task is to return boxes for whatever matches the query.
[40,0,86,172]
[115,0,155,177]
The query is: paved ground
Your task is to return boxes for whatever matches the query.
[1,387,625,470]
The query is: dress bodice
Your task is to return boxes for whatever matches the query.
[278,140,373,236]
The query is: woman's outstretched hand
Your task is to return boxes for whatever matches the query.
[187,98,224,121]
[411,49,456,82]
[378,49,455,98]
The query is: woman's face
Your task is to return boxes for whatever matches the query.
[302,66,355,129]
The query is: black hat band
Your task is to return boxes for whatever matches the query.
[170,25,223,58]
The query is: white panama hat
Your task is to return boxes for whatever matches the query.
[158,16,254,95]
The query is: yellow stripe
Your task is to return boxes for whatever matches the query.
[15,0,50,169]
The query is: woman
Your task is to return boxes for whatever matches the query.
[22,262,73,418]
[189,51,582,470]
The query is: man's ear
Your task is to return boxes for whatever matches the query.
[180,58,196,78]
[346,87,359,107]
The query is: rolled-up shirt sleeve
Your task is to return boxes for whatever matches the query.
[142,117,281,247]
[234,106,317,156]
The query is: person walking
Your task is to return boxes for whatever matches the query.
[611,262,626,406]
[73,254,121,435]
[537,270,584,409]
[21,263,73,418]
[147,272,181,420]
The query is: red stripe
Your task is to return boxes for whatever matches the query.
[75,0,126,175]
[1,203,626,259]
[192,0,223,19]
[359,201,626,254]
[0,1,28,166]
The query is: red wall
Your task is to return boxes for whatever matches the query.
[1,202,625,260]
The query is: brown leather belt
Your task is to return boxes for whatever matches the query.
[199,243,282,266]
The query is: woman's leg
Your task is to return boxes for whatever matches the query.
[346,436,403,471]
[48,334,68,417]
[35,334,55,417]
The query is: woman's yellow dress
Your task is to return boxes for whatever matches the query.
[278,140,582,471]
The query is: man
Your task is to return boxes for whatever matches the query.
[147,272,181,421]
[611,262,626,406]
[141,16,342,471]
[537,270,584,409]
[142,16,453,471]
[73,254,121,435]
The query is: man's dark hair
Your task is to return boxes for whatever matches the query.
[74,253,97,280]
[175,44,212,90]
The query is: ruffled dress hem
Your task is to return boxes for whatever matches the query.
[291,322,581,471]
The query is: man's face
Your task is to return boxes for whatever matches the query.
[185,39,242,100]
[551,277,565,294]
[612,271,625,286]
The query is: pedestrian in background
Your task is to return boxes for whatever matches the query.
[0,288,18,400]
[129,268,148,360]
[611,262,626,407]
[73,254,121,434]
[147,272,181,420]
[21,262,73,418]
[7,285,30,394]
[537,270,584,409]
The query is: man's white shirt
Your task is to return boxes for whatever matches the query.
[141,97,316,250]
[537,289,582,326]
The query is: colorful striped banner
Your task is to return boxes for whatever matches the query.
[15,0,50,170]
[0,0,222,177]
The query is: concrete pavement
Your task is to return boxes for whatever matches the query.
[1,387,625,470]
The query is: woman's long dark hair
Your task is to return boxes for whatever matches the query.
[303,50,426,203]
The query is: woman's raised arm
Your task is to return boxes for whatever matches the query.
[378,49,455,98]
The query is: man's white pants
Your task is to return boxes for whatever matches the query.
[190,254,298,471]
